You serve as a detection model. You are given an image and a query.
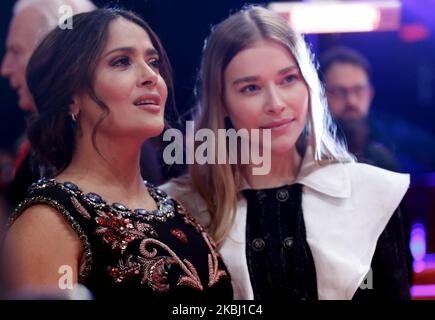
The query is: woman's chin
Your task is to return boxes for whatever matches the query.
[261,139,296,157]
[143,121,165,138]
[271,146,294,158]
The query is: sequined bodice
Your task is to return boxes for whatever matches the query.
[11,178,233,301]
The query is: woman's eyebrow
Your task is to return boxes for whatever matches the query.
[103,47,159,58]
[232,75,259,86]
[277,65,298,75]
[103,46,135,57]
[232,65,299,85]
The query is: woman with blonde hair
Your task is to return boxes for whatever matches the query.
[162,6,409,300]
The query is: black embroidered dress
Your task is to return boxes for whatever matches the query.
[9,178,233,301]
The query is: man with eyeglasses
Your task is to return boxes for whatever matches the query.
[319,47,410,300]
[322,52,373,121]
[320,47,400,171]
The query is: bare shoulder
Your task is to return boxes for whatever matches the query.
[5,204,82,289]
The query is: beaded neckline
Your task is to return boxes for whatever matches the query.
[29,178,176,222]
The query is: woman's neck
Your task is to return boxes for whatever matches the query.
[242,147,302,190]
[57,132,146,200]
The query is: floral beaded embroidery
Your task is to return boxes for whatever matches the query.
[172,201,228,287]
[108,255,142,282]
[70,196,91,220]
[170,228,188,244]
[24,177,228,292]
[138,238,203,291]
[95,211,151,254]
[100,209,228,292]
[29,178,176,223]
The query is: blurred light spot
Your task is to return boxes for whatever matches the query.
[400,23,430,43]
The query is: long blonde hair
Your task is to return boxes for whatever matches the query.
[189,6,354,245]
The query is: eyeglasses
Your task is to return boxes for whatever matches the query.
[326,84,371,100]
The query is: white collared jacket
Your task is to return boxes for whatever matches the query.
[160,153,409,300]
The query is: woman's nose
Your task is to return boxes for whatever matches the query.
[138,63,158,88]
[264,85,285,114]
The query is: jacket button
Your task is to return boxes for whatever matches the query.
[256,191,267,203]
[252,238,265,251]
[283,237,293,249]
[276,188,289,202]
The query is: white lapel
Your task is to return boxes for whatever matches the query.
[161,150,409,300]
[225,148,409,299]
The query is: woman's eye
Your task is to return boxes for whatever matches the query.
[110,56,131,67]
[11,47,23,55]
[148,58,161,70]
[241,84,260,94]
[282,74,297,85]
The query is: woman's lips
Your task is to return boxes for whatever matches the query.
[133,93,162,113]
[261,118,294,133]
[135,103,161,113]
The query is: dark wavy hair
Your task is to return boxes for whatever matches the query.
[26,8,174,173]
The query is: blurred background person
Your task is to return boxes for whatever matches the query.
[0,0,96,210]
[0,0,96,298]
[0,148,14,242]
[320,46,411,299]
[0,148,14,219]
[319,47,401,172]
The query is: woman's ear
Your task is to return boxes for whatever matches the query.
[69,96,80,118]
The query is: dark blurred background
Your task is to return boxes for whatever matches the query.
[1,0,434,174]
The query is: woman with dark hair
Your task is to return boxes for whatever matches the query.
[4,8,232,300]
